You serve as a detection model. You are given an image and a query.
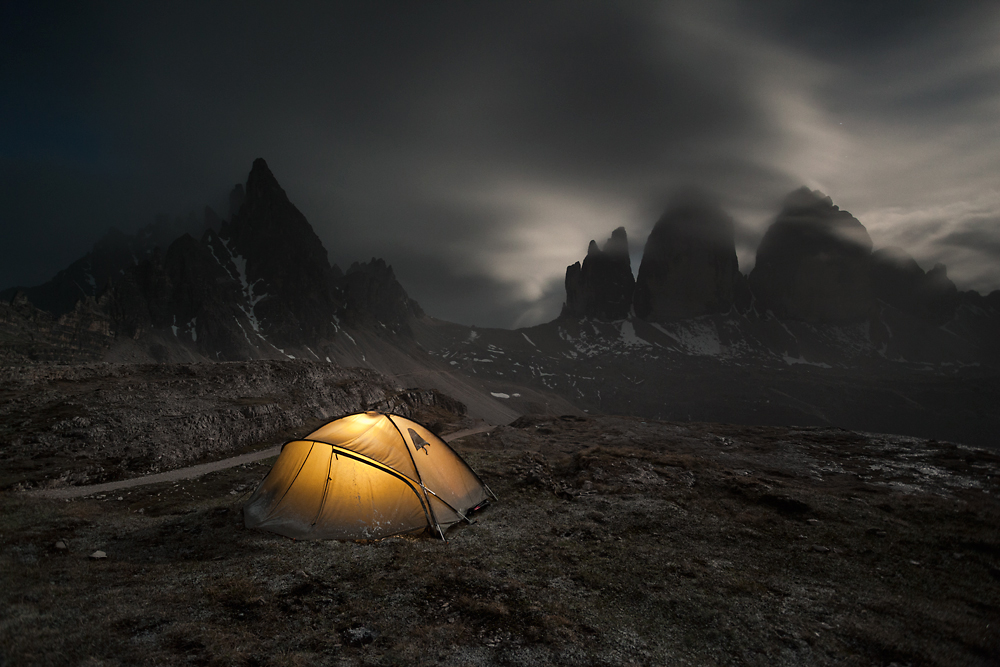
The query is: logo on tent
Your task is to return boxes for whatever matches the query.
[409,428,431,454]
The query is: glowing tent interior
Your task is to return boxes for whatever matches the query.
[243,411,495,540]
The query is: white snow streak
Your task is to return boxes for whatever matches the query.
[620,320,651,347]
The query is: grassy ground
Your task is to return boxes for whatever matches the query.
[1,416,999,666]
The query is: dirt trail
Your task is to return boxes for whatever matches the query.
[26,423,496,500]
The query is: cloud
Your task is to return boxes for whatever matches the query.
[861,192,1000,294]
[2,1,999,325]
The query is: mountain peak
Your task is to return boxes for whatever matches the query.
[633,193,742,321]
[604,227,629,259]
[563,228,635,321]
[783,186,836,212]
[749,188,873,323]
[244,158,289,206]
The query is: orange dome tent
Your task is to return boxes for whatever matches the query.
[243,411,495,540]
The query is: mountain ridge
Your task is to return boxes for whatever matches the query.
[3,160,1000,445]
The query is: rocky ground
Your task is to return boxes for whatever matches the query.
[414,315,1000,451]
[2,384,998,666]
[0,360,465,492]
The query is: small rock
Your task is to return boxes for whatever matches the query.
[342,626,378,647]
[806,518,820,525]
[54,540,67,551]
[89,550,107,560]
[812,545,830,553]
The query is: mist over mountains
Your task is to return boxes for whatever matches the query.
[3,159,999,446]
[560,186,999,330]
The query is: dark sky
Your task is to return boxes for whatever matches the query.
[3,1,999,328]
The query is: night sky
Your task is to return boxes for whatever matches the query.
[3,1,999,328]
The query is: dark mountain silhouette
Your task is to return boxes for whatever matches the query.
[632,191,748,321]
[870,246,959,325]
[561,227,634,320]
[749,188,874,323]
[1,159,424,364]
[4,165,1000,446]
[219,158,346,347]
[344,258,423,331]
[0,211,215,317]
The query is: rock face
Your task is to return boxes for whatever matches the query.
[633,192,743,321]
[870,247,959,324]
[562,227,635,320]
[3,158,423,362]
[345,258,423,332]
[749,188,873,323]
[219,158,345,346]
[0,291,113,365]
[0,212,214,317]
[0,360,466,489]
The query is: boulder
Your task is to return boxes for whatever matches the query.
[749,188,873,323]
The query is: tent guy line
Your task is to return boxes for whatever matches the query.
[23,423,496,501]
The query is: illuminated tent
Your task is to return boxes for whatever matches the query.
[243,411,495,540]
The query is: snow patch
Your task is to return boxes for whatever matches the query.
[522,333,537,347]
[223,239,269,333]
[234,317,256,348]
[620,320,651,347]
[782,354,831,368]
[664,321,722,356]
[490,392,510,399]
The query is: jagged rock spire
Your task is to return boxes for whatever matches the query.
[749,187,873,323]
[562,227,635,320]
[633,191,744,321]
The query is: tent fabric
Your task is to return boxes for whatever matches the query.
[243,411,493,540]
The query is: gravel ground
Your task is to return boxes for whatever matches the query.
[2,411,998,666]
[0,360,466,491]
